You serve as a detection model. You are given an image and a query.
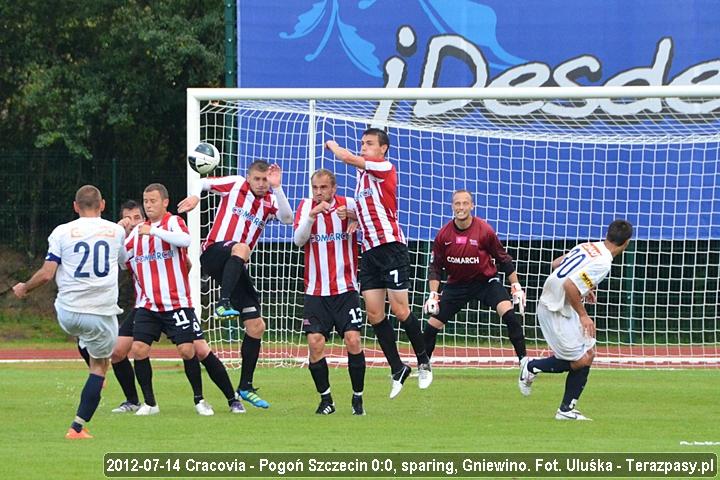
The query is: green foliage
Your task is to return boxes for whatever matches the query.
[1,0,223,158]
[0,364,718,478]
[0,0,224,255]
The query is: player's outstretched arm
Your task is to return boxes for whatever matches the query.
[268,164,293,224]
[12,261,58,298]
[178,177,215,213]
[177,195,200,213]
[325,140,366,169]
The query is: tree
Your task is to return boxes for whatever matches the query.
[0,0,224,254]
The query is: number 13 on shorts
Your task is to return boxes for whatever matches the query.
[349,307,363,325]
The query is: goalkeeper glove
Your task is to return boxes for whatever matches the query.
[511,282,526,315]
[423,291,440,316]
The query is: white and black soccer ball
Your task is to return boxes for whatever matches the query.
[188,142,220,175]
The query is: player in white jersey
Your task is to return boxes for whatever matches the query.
[294,169,366,415]
[178,159,293,408]
[13,185,125,439]
[326,128,432,399]
[518,220,633,421]
[126,183,244,416]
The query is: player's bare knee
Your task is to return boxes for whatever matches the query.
[307,334,325,361]
[111,350,125,364]
[131,341,150,360]
[177,342,196,360]
[392,305,411,322]
[112,337,132,363]
[496,301,514,318]
[193,340,211,360]
[231,242,251,262]
[343,332,362,354]
[428,317,445,330]
[89,357,110,376]
[244,317,265,337]
[570,351,594,369]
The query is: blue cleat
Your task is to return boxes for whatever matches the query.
[238,388,270,409]
[215,298,239,318]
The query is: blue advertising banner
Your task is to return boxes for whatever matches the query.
[237,1,720,240]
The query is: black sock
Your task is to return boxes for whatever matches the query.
[239,335,261,391]
[372,318,403,373]
[112,357,139,404]
[201,351,236,402]
[423,324,441,359]
[77,344,90,367]
[401,312,429,364]
[182,356,203,403]
[76,373,104,423]
[309,357,330,394]
[529,356,571,374]
[221,256,247,300]
[561,366,591,411]
[134,357,156,406]
[502,310,527,359]
[347,351,366,394]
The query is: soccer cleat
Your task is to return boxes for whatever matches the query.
[65,427,93,439]
[518,356,536,397]
[194,399,214,416]
[555,408,592,421]
[389,364,411,399]
[315,399,336,415]
[135,403,160,416]
[351,394,366,416]
[229,400,246,414]
[111,401,140,414]
[238,388,270,409]
[417,362,433,389]
[215,298,239,318]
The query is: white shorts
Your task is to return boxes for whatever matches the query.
[536,302,595,361]
[55,305,118,359]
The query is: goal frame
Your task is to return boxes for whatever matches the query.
[187,86,720,367]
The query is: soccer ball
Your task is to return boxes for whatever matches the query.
[188,142,220,175]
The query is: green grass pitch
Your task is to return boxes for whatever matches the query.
[2,362,718,479]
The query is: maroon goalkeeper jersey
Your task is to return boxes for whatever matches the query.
[429,217,513,284]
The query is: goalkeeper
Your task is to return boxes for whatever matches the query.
[422,190,528,366]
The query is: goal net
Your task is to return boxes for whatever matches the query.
[187,87,720,368]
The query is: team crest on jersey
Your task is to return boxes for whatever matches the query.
[262,199,273,209]
[470,239,478,246]
[355,187,373,200]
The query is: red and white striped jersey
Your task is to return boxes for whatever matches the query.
[201,176,279,251]
[125,213,192,312]
[354,157,405,251]
[294,196,359,296]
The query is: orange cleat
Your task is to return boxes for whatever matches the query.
[65,427,93,439]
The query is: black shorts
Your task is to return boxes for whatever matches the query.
[302,291,362,339]
[435,278,511,324]
[118,308,137,338]
[358,241,411,292]
[201,241,262,321]
[133,307,204,346]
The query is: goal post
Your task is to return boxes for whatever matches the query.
[187,86,720,368]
